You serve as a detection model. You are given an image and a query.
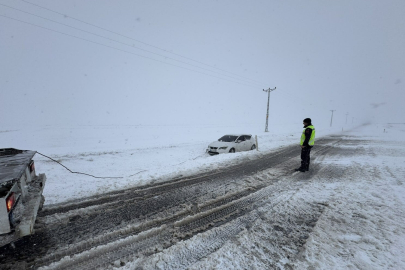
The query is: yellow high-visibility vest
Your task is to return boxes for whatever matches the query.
[300,125,315,146]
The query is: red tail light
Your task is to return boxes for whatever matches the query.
[6,193,16,212]
[30,161,35,173]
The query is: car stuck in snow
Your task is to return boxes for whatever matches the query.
[0,148,46,247]
[207,134,256,155]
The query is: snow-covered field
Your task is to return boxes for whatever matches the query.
[2,123,405,269]
[191,125,405,270]
[1,123,345,204]
[123,123,405,270]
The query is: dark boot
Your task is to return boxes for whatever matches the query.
[295,167,305,172]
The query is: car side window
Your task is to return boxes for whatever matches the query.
[245,135,251,140]
[238,136,246,141]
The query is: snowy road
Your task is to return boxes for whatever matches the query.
[1,126,405,270]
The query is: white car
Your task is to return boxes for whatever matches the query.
[207,134,256,155]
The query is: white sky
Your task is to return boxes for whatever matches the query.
[1,0,404,128]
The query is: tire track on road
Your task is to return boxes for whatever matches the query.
[0,137,340,269]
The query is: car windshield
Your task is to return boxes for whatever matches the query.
[218,135,238,142]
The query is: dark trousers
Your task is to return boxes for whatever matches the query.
[301,146,312,170]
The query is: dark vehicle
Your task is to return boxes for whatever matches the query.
[0,148,46,247]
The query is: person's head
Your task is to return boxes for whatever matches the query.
[303,118,312,126]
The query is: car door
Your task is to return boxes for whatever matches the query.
[237,135,248,151]
[244,135,253,150]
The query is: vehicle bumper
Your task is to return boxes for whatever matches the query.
[0,174,46,247]
[207,148,230,155]
[16,173,46,237]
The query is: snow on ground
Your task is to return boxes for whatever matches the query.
[2,122,404,269]
[123,123,405,270]
[295,125,405,269]
[1,123,345,204]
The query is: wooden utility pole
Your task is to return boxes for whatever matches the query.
[330,110,336,127]
[263,87,276,132]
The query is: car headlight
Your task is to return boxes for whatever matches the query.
[219,146,228,150]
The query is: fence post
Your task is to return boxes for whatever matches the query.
[255,135,259,151]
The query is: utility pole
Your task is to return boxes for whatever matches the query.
[345,113,349,124]
[263,87,276,132]
[330,110,336,127]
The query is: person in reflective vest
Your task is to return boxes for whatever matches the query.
[295,118,315,172]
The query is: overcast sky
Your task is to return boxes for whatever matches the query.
[1,0,404,128]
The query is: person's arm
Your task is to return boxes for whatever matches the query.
[302,128,313,146]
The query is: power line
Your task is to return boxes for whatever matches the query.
[18,0,267,86]
[0,3,263,87]
[0,14,261,88]
[36,152,123,179]
[271,89,296,101]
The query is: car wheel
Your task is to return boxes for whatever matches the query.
[229,148,235,153]
[251,145,256,150]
